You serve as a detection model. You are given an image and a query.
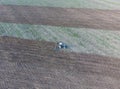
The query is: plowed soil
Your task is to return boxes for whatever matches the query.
[0,5,120,30]
[0,36,120,89]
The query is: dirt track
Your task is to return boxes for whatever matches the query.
[0,5,120,30]
[0,36,120,89]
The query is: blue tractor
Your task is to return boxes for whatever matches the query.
[55,41,69,50]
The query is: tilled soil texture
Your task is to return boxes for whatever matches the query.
[0,36,120,89]
[0,5,120,30]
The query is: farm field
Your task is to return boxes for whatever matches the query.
[0,0,120,59]
[1,5,120,30]
[0,36,120,89]
[0,0,120,9]
[0,0,120,88]
[0,23,120,58]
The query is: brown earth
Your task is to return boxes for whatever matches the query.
[0,5,120,30]
[0,36,120,89]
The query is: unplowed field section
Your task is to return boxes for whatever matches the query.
[0,36,120,89]
[0,5,120,30]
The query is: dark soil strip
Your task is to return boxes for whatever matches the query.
[0,36,120,89]
[0,5,120,30]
